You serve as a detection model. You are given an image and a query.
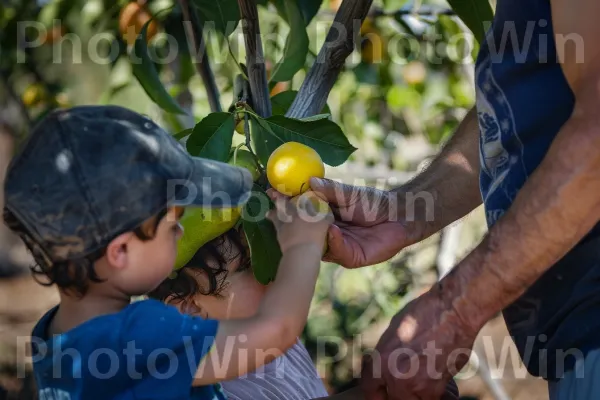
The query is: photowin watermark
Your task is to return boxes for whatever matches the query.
[13,17,587,67]
[14,333,590,382]
[166,177,437,225]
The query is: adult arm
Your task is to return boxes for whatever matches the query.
[360,1,600,398]
[311,106,482,268]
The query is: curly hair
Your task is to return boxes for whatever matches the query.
[2,207,174,298]
[147,227,251,306]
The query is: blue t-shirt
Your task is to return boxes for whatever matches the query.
[31,299,227,400]
[476,0,600,379]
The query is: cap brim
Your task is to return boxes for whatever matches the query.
[172,156,253,208]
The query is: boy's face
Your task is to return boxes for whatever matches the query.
[113,207,184,295]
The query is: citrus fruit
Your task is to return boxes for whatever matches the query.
[402,61,427,85]
[41,25,66,45]
[329,0,342,11]
[22,84,47,107]
[360,18,386,64]
[290,191,332,256]
[119,2,158,46]
[267,142,325,196]
[235,120,245,135]
[174,206,242,270]
[270,81,289,96]
[229,149,261,182]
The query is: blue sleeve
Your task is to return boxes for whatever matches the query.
[120,299,219,399]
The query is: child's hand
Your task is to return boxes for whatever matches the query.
[267,189,334,253]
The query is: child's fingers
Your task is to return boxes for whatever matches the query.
[266,209,282,230]
[266,188,289,202]
[268,195,296,226]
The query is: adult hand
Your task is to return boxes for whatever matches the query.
[308,177,424,269]
[360,289,476,400]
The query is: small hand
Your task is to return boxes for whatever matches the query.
[308,178,423,269]
[266,189,333,253]
[360,290,476,400]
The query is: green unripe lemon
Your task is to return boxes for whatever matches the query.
[174,206,242,271]
[229,150,261,182]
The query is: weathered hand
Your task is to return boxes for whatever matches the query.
[360,289,476,400]
[308,178,423,269]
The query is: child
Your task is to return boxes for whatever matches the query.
[2,105,333,399]
[148,227,336,399]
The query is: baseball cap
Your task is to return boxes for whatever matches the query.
[3,105,252,264]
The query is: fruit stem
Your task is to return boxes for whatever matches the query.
[232,142,245,165]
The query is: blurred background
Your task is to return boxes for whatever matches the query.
[0,0,548,398]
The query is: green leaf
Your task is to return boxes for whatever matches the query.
[242,186,282,285]
[249,118,281,166]
[300,114,331,122]
[271,0,322,25]
[250,115,357,167]
[270,0,309,82]
[192,0,240,36]
[446,0,494,44]
[130,20,187,115]
[187,112,235,161]
[271,90,330,116]
[173,128,193,141]
[299,0,323,25]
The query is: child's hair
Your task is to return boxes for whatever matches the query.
[148,227,251,307]
[2,206,181,298]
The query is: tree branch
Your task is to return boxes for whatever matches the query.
[286,0,374,119]
[179,0,222,113]
[237,0,272,118]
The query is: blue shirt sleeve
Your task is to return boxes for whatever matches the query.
[120,299,219,400]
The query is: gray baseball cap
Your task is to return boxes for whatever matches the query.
[3,105,252,263]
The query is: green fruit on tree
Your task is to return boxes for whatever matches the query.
[229,149,261,182]
[235,120,245,135]
[174,206,242,271]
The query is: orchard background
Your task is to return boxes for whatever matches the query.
[0,0,548,398]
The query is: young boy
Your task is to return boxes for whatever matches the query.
[3,105,333,399]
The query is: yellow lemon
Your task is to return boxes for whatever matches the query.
[267,142,325,196]
[22,84,46,107]
[174,206,241,270]
[360,18,386,64]
[290,191,332,256]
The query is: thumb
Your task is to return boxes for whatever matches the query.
[323,225,347,264]
[360,354,388,400]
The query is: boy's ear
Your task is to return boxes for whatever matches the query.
[105,232,134,269]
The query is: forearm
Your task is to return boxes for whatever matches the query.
[255,242,321,335]
[393,107,482,240]
[436,100,600,332]
[195,243,322,384]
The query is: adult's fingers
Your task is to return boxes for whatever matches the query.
[360,355,388,400]
[309,177,359,209]
[322,225,352,266]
